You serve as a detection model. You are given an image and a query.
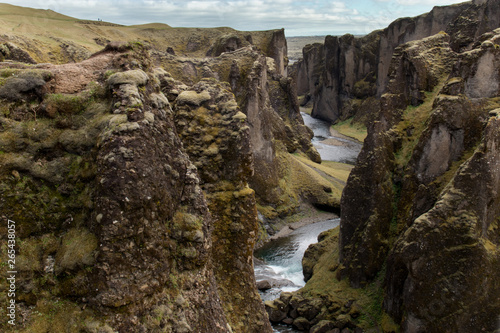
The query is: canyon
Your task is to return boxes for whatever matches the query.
[0,0,499,332]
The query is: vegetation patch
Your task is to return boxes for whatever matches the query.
[0,70,52,102]
[44,93,86,117]
[300,227,399,331]
[55,228,97,273]
[107,69,149,87]
[15,299,98,333]
[332,117,367,142]
[394,82,447,168]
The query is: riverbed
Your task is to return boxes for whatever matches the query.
[254,219,340,332]
[301,111,362,164]
[254,112,361,332]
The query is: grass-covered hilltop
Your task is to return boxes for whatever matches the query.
[0,0,500,332]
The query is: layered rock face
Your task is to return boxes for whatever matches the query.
[295,0,500,124]
[262,3,500,332]
[0,6,338,332]
[0,48,235,333]
[266,23,500,333]
[340,26,500,332]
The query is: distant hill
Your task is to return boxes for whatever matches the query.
[0,3,278,64]
[286,36,325,63]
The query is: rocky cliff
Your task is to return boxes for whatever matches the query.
[295,0,500,124]
[0,4,348,333]
[266,1,500,332]
[342,18,500,333]
[0,46,237,333]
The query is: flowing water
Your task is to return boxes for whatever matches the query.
[301,111,362,164]
[254,219,340,332]
[254,112,360,332]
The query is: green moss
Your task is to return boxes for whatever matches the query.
[353,74,376,99]
[176,90,211,106]
[380,311,400,332]
[332,117,367,142]
[55,228,97,273]
[107,69,149,87]
[45,93,86,117]
[299,227,398,331]
[394,83,444,168]
[172,210,203,232]
[16,299,99,333]
[16,237,43,272]
[0,69,52,101]
[430,144,477,193]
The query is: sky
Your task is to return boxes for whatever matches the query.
[3,0,468,36]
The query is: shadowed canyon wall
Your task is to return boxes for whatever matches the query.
[265,1,500,332]
[295,0,500,124]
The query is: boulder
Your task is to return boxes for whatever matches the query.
[310,320,337,333]
[293,317,311,331]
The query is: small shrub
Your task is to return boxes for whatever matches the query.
[45,93,86,117]
[0,70,52,101]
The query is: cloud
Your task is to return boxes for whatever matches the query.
[2,0,469,36]
[395,0,465,5]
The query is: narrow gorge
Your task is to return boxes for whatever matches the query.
[0,0,499,332]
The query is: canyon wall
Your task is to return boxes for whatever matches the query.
[295,0,500,124]
[339,19,500,333]
[0,5,343,332]
[268,25,500,333]
[264,1,500,332]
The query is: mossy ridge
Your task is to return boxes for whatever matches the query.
[293,153,353,185]
[0,78,108,235]
[256,147,346,229]
[393,81,446,168]
[13,299,100,333]
[429,143,478,195]
[0,67,112,331]
[207,187,271,332]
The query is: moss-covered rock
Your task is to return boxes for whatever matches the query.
[107,69,148,87]
[0,49,232,333]
[173,78,272,332]
[0,69,51,101]
[336,27,500,332]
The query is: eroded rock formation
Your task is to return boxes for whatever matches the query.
[0,5,343,332]
[266,2,500,332]
[339,21,500,333]
[295,0,500,124]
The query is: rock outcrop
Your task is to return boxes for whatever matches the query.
[267,24,500,333]
[0,5,344,332]
[0,47,235,333]
[261,3,500,332]
[338,24,500,333]
[171,78,271,332]
[295,0,500,124]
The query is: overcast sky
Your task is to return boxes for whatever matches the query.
[4,0,468,36]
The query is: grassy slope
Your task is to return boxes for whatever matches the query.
[331,118,367,143]
[0,3,278,63]
[300,227,399,332]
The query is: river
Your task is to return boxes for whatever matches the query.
[301,111,362,165]
[254,112,361,332]
[254,219,340,332]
